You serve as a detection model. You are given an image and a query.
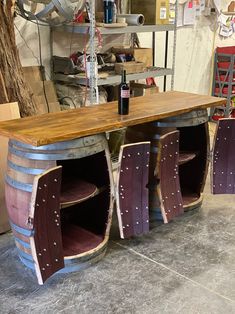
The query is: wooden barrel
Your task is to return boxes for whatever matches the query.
[5,134,114,280]
[126,109,209,218]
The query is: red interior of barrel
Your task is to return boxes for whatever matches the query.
[57,152,110,257]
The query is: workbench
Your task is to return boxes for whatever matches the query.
[0,91,226,285]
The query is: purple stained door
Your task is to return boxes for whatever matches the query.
[116,142,150,239]
[156,131,184,223]
[212,118,235,194]
[29,166,64,284]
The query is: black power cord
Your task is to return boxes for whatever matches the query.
[35,17,50,113]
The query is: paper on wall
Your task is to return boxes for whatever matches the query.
[218,13,229,26]
[184,0,196,25]
[200,0,205,11]
[219,25,233,37]
[194,0,201,17]
[177,4,184,27]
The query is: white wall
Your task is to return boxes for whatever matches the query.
[15,17,51,79]
[15,0,234,94]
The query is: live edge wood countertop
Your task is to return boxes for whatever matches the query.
[0,91,226,147]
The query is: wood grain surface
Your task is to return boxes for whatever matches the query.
[0,92,226,147]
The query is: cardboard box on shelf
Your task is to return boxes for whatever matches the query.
[112,47,152,67]
[131,0,170,25]
[228,1,235,12]
[131,82,159,97]
[133,48,153,67]
[115,61,145,74]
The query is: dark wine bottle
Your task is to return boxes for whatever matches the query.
[118,70,130,115]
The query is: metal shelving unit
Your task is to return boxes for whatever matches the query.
[53,68,173,86]
[51,0,177,104]
[210,52,235,119]
[53,24,175,35]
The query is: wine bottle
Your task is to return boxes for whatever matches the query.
[118,70,130,115]
[103,0,114,24]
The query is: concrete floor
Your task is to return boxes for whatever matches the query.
[1,126,235,313]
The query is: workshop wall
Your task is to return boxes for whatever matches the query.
[15,0,234,94]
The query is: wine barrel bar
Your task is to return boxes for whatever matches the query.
[0,92,226,284]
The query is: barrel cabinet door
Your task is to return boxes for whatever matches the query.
[29,166,64,284]
[116,142,150,239]
[156,131,184,223]
[212,119,235,194]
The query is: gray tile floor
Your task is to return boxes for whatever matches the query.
[1,177,235,313]
[0,125,235,313]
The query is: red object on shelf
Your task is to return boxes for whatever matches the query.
[217,62,235,69]
[230,108,235,118]
[146,77,156,86]
[215,75,235,82]
[216,46,235,55]
[214,87,235,94]
[212,110,225,121]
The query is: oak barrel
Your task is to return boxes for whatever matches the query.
[126,109,209,218]
[5,134,114,278]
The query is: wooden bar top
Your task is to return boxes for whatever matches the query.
[0,91,226,147]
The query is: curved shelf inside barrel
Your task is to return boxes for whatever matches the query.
[62,223,103,256]
[182,192,200,206]
[60,177,106,208]
[179,151,198,165]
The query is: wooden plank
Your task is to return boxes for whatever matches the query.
[212,118,235,194]
[0,70,9,103]
[116,142,150,239]
[0,102,20,234]
[157,131,184,223]
[29,81,60,114]
[0,91,226,147]
[29,166,64,285]
[22,66,43,82]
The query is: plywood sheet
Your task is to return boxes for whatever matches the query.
[0,102,20,233]
[30,81,61,115]
[22,66,43,82]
